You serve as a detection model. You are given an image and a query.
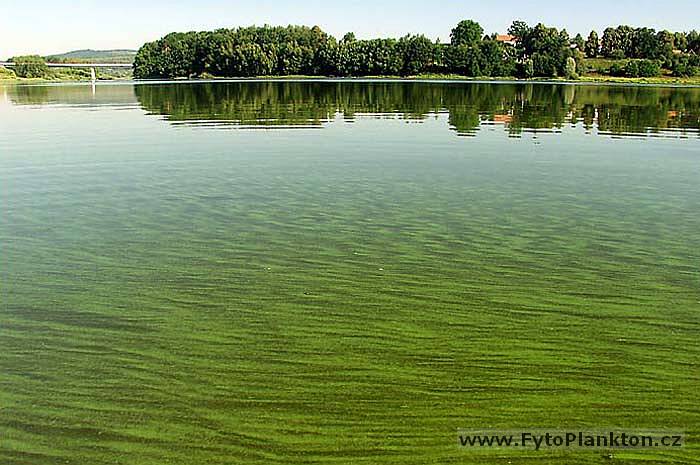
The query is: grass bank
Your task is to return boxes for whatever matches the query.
[3,69,700,86]
[183,73,700,86]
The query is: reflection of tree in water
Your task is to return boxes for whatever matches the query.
[570,85,700,136]
[9,81,698,138]
[7,85,50,105]
[134,82,700,138]
[6,84,137,106]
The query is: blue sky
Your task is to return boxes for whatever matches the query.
[1,0,699,57]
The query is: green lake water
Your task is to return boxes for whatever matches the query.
[1,81,699,464]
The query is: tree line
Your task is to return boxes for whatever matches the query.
[133,20,700,80]
[583,26,700,76]
[131,21,575,79]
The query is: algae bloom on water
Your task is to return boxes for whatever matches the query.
[0,81,699,465]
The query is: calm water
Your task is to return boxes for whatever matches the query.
[1,81,699,464]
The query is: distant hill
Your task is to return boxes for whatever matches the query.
[46,49,137,64]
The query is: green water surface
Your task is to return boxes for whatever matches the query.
[1,81,699,464]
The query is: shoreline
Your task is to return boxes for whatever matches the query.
[3,74,700,87]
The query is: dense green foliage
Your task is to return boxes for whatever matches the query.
[450,20,484,47]
[585,31,600,58]
[508,22,584,78]
[11,55,50,78]
[134,21,581,79]
[609,59,663,78]
[594,26,700,76]
[670,53,700,77]
[133,21,700,80]
[599,26,694,60]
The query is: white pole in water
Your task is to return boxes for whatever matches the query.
[90,68,97,97]
[90,67,96,95]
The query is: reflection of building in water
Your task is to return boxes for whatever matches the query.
[492,113,513,124]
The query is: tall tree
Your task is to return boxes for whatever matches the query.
[631,27,660,59]
[398,34,435,75]
[508,21,531,41]
[673,32,688,52]
[585,30,599,58]
[450,20,484,47]
[688,30,700,54]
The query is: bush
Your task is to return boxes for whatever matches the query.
[671,54,700,77]
[532,52,560,77]
[11,55,50,78]
[636,59,661,77]
[609,63,626,76]
[608,59,661,78]
[573,50,587,75]
[624,60,640,77]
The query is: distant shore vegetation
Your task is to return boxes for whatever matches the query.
[131,20,700,80]
[0,50,135,81]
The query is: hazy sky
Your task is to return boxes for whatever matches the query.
[1,0,699,58]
